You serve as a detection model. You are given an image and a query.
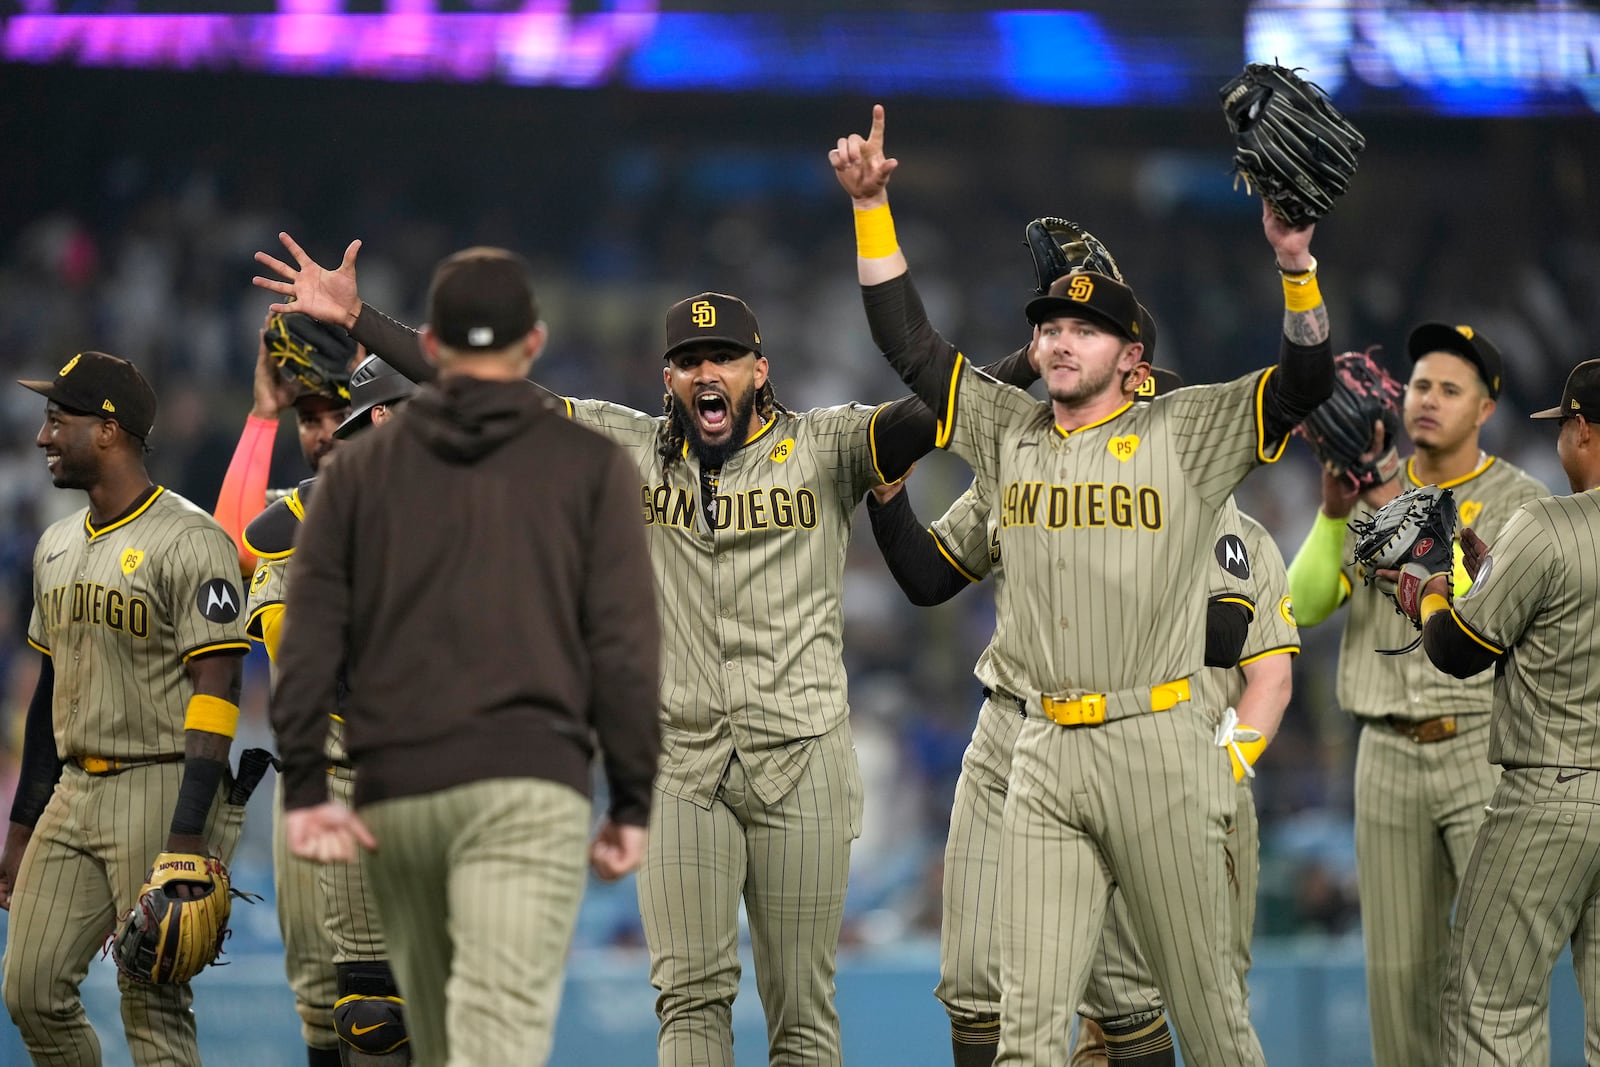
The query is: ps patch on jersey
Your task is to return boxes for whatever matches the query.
[1216,534,1251,580]
[121,549,145,575]
[196,578,242,623]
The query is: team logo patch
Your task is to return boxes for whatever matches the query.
[1216,534,1251,580]
[1135,376,1157,398]
[1067,275,1094,302]
[121,549,144,575]
[691,300,716,328]
[770,438,795,463]
[1459,500,1483,528]
[1413,537,1434,558]
[1279,595,1295,626]
[1108,434,1139,461]
[250,566,272,595]
[196,578,241,623]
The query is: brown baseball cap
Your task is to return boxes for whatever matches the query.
[664,292,763,359]
[18,351,158,439]
[1025,271,1143,343]
[1406,322,1504,399]
[427,247,538,351]
[1530,358,1600,420]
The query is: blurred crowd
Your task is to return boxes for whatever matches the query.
[2,71,1597,956]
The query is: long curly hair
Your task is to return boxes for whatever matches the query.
[658,379,791,472]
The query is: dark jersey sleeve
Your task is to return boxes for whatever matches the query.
[867,490,975,607]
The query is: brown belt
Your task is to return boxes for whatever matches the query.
[73,753,184,776]
[1378,715,1458,744]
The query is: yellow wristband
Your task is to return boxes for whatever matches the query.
[1282,273,1323,313]
[184,694,240,738]
[854,203,899,259]
[1420,592,1451,623]
[1231,735,1269,782]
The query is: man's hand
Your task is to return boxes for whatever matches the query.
[285,802,378,865]
[830,104,899,207]
[589,819,646,882]
[1460,527,1491,582]
[1263,198,1315,270]
[251,315,299,420]
[0,822,32,910]
[1320,419,1389,519]
[253,232,363,330]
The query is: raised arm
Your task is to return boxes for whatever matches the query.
[214,319,297,576]
[1257,202,1336,443]
[253,232,436,386]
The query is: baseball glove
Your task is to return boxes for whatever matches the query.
[1219,62,1366,228]
[1025,217,1124,293]
[1297,349,1405,491]
[1350,484,1458,653]
[266,311,355,403]
[112,852,236,984]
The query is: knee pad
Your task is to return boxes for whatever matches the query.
[334,961,410,1064]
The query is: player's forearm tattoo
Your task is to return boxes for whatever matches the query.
[1284,304,1330,347]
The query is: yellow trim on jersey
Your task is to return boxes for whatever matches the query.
[1338,572,1352,598]
[242,527,297,561]
[1216,594,1256,619]
[744,415,777,447]
[931,531,982,584]
[246,600,284,641]
[935,352,966,450]
[562,396,574,419]
[286,487,306,523]
[867,404,896,485]
[1254,367,1291,463]
[27,636,51,656]
[184,694,241,738]
[84,486,166,541]
[1239,644,1301,666]
[1447,607,1505,655]
[1054,400,1132,439]
[1406,453,1497,490]
[182,639,252,662]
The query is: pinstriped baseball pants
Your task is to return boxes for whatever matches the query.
[1355,717,1499,1067]
[1,764,248,1067]
[994,707,1264,1067]
[637,726,862,1067]
[360,778,591,1067]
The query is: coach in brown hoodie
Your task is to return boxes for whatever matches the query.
[268,247,661,1067]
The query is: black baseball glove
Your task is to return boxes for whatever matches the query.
[1025,217,1123,293]
[1350,484,1458,653]
[1219,62,1366,227]
[1297,349,1405,492]
[266,311,355,403]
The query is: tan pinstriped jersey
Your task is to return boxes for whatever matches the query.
[1450,490,1600,769]
[566,397,893,807]
[247,557,351,766]
[1336,455,1547,719]
[1197,507,1300,712]
[27,487,250,759]
[941,366,1286,698]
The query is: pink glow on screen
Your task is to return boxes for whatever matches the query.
[2,7,660,84]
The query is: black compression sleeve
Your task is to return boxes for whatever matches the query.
[1423,611,1501,679]
[867,491,975,606]
[348,304,436,385]
[1205,598,1252,669]
[170,757,228,838]
[1260,337,1335,446]
[10,654,63,828]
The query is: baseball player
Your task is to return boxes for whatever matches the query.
[832,105,1333,1065]
[244,353,418,1067]
[213,315,354,1067]
[266,247,662,1067]
[249,233,1046,1066]
[870,370,1295,1067]
[1388,358,1600,1064]
[2,352,255,1066]
[1285,323,1547,1066]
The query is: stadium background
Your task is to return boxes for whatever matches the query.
[1,1,1597,1062]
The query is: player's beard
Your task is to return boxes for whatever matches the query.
[1046,356,1122,408]
[671,383,759,470]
